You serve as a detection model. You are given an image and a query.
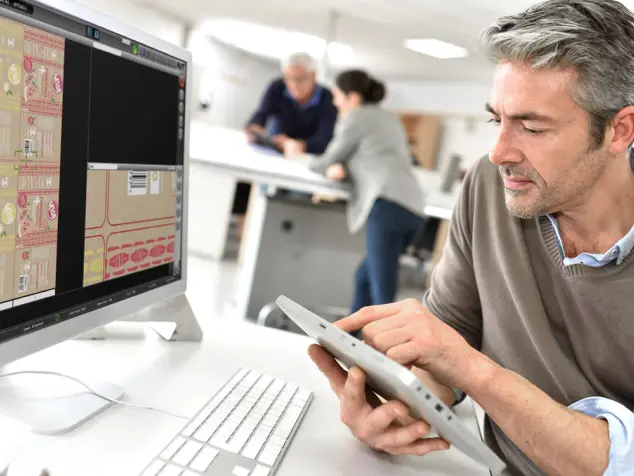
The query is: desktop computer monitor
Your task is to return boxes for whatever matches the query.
[0,0,192,431]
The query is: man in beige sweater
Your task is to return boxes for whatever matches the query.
[309,1,634,475]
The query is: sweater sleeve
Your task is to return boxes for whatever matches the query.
[422,162,483,350]
[308,114,361,174]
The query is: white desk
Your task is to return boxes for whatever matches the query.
[189,123,460,218]
[0,316,488,476]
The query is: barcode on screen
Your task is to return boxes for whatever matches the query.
[128,171,148,196]
[18,275,28,293]
[24,139,33,157]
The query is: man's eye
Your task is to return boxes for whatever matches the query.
[522,126,544,135]
[487,118,501,125]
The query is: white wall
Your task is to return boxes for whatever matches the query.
[385,80,496,171]
[436,117,497,171]
[385,80,492,118]
[188,32,281,130]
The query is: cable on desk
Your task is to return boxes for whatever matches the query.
[0,371,189,421]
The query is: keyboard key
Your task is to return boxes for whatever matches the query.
[259,450,277,466]
[209,437,233,452]
[242,439,263,460]
[141,461,164,476]
[161,437,186,460]
[295,390,311,402]
[269,435,286,448]
[190,447,219,473]
[172,441,203,466]
[193,421,216,442]
[159,465,182,476]
[232,465,250,476]
[229,431,251,452]
[252,465,271,476]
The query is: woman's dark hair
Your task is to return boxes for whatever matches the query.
[335,69,386,104]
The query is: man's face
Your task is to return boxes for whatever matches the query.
[283,65,316,103]
[487,62,609,218]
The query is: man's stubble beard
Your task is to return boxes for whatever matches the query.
[500,149,606,219]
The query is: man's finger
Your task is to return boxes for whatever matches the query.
[358,400,410,440]
[308,344,347,395]
[386,342,421,366]
[382,437,450,456]
[340,367,371,425]
[362,313,411,345]
[372,420,432,450]
[367,325,412,353]
[334,302,406,333]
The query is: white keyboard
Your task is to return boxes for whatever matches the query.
[140,368,313,476]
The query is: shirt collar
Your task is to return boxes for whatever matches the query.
[547,215,634,267]
[284,85,322,109]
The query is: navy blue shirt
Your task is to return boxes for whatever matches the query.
[247,78,338,154]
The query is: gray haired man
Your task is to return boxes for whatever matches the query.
[245,52,338,156]
[309,1,634,475]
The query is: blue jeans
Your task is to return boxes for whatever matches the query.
[351,198,423,313]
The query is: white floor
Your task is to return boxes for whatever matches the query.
[185,255,242,321]
[185,253,427,326]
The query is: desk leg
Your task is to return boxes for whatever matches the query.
[427,219,450,288]
[238,184,260,265]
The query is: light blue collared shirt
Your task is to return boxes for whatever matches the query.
[547,172,634,474]
[547,215,634,267]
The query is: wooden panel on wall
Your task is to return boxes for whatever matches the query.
[397,113,443,170]
[413,115,442,170]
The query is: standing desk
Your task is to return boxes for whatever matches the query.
[188,123,460,321]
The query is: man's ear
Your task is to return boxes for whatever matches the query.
[609,106,634,154]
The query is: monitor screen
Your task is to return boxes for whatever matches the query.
[0,1,186,345]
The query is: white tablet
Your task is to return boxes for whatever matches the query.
[276,295,506,474]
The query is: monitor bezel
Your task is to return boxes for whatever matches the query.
[0,0,192,367]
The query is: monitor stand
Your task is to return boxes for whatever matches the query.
[0,372,123,435]
[77,293,203,342]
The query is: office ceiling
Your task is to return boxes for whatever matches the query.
[143,0,632,82]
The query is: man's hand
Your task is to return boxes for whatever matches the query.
[337,299,491,392]
[325,163,347,181]
[245,124,265,143]
[308,344,450,456]
[270,134,289,148]
[311,194,339,204]
[283,138,306,157]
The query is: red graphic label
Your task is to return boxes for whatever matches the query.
[131,248,149,263]
[24,57,32,73]
[52,74,63,94]
[46,200,58,221]
[21,251,29,261]
[109,252,130,268]
[150,245,166,258]
[17,193,28,208]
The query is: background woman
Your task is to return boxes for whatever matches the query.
[305,69,426,313]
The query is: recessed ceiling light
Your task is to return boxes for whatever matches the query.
[404,38,468,59]
[199,19,354,65]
